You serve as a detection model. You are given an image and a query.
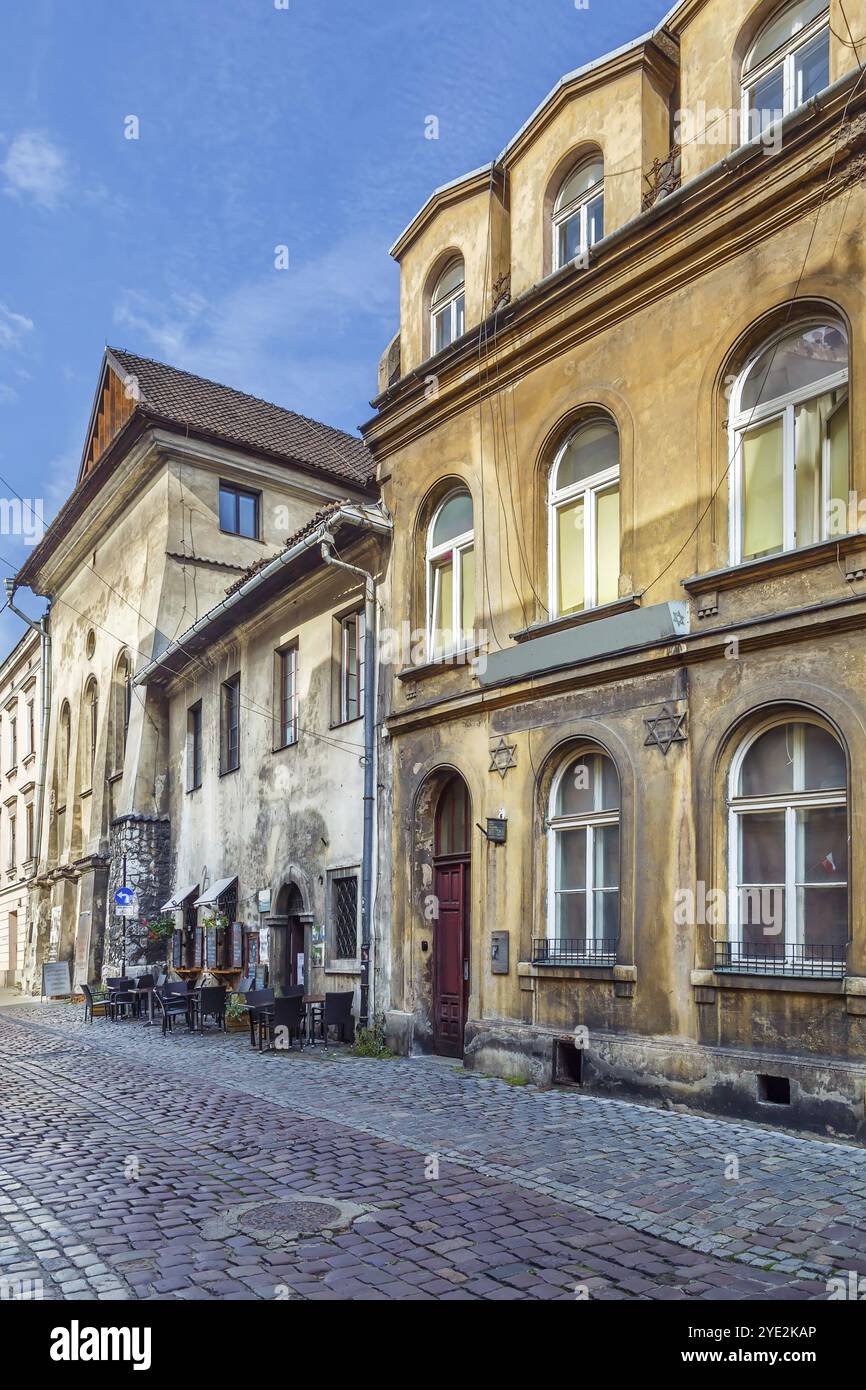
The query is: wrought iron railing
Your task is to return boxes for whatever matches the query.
[532,937,618,967]
[714,941,847,979]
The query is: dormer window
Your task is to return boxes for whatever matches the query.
[430,259,465,354]
[741,0,829,142]
[553,158,604,270]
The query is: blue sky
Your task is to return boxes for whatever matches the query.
[0,0,665,645]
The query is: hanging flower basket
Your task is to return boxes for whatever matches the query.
[144,913,176,942]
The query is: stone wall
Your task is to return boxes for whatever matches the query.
[105,815,171,976]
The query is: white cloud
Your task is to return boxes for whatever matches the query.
[0,303,34,352]
[2,132,69,208]
[113,230,397,428]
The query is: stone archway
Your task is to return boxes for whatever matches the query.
[270,874,313,993]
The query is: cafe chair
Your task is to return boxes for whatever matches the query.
[154,990,192,1036]
[243,988,274,1048]
[190,986,227,1033]
[322,991,354,1045]
[82,983,110,1023]
[105,976,135,1021]
[132,974,155,1018]
[258,994,304,1052]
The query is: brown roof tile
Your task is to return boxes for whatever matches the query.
[108,347,374,485]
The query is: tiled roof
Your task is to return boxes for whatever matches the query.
[223,502,349,596]
[108,347,374,485]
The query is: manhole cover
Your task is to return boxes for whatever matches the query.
[238,1200,341,1236]
[202,1193,370,1248]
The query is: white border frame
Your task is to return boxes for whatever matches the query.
[740,8,830,142]
[547,421,620,618]
[546,749,620,955]
[426,490,475,658]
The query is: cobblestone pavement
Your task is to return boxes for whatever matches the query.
[1,1005,864,1301]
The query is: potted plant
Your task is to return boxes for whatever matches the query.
[144,912,176,944]
[225,993,247,1032]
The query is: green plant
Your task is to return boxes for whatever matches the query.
[225,993,246,1023]
[203,910,230,933]
[352,1013,392,1059]
[144,913,175,942]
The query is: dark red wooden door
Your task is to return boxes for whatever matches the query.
[434,861,469,1057]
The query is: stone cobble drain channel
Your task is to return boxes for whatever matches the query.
[1,1005,864,1300]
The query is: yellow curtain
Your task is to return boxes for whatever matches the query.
[557,499,585,613]
[460,546,475,643]
[595,486,620,606]
[828,395,849,521]
[431,559,453,654]
[742,416,783,559]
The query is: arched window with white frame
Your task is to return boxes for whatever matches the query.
[725,714,848,977]
[426,489,475,658]
[548,417,620,617]
[430,258,465,355]
[541,748,620,966]
[741,0,829,142]
[552,157,604,269]
[729,319,848,563]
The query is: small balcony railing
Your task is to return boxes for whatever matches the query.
[714,941,847,980]
[532,937,618,967]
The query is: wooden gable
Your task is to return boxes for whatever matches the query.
[80,358,139,480]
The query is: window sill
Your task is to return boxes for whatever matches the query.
[682,533,866,606]
[325,962,360,975]
[691,968,844,996]
[331,717,363,731]
[271,740,298,754]
[218,766,239,778]
[511,594,640,643]
[186,784,202,795]
[80,787,92,800]
[396,644,485,683]
[219,527,264,545]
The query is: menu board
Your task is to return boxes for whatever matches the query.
[206,926,219,968]
[41,961,72,998]
[230,922,243,969]
[171,931,182,968]
[193,925,203,968]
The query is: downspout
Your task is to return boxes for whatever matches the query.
[320,536,376,1031]
[3,580,51,875]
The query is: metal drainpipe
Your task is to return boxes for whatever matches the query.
[320,536,375,1030]
[3,581,52,875]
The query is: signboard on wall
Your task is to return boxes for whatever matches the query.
[41,960,72,998]
[193,925,203,968]
[172,931,182,968]
[205,927,218,969]
[259,926,270,964]
[48,906,62,963]
[230,923,243,970]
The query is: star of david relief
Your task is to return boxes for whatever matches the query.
[643,705,688,756]
[489,735,517,778]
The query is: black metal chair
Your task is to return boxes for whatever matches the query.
[105,976,135,1021]
[82,983,110,1023]
[237,976,254,994]
[190,986,227,1033]
[154,990,192,1036]
[322,991,354,1045]
[258,994,304,1052]
[243,988,274,1048]
[155,973,167,989]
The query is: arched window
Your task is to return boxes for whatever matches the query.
[553,157,604,270]
[729,319,848,562]
[427,489,475,658]
[113,652,132,767]
[57,701,71,801]
[83,678,99,785]
[741,1,829,141]
[548,418,620,617]
[726,715,847,976]
[430,258,465,354]
[545,748,620,964]
[435,776,471,857]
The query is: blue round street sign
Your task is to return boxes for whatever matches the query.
[114,887,135,907]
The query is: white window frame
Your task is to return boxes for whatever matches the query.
[430,263,465,355]
[546,752,619,962]
[547,426,619,618]
[726,714,847,971]
[728,320,848,565]
[339,610,365,725]
[426,492,474,659]
[740,7,830,141]
[552,165,605,271]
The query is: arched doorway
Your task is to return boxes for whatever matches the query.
[433,775,471,1057]
[271,882,306,993]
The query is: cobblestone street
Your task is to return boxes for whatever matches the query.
[2,1003,865,1301]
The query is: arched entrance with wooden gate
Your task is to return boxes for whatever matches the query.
[433,774,471,1057]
